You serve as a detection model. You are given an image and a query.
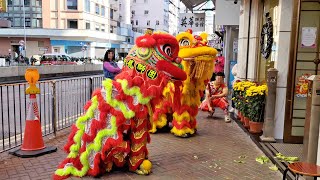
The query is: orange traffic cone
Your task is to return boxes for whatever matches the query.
[10,68,57,158]
[21,94,45,151]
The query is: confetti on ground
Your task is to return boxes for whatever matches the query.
[234,155,247,163]
[238,155,247,159]
[256,156,270,164]
[193,155,199,159]
[234,160,245,163]
[275,153,299,163]
[269,165,279,171]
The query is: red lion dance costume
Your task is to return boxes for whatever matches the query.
[150,29,217,137]
[53,31,186,179]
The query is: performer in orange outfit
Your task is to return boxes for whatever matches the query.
[200,72,231,123]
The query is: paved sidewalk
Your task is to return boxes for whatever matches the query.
[0,110,282,180]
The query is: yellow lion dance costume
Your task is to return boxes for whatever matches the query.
[150,29,217,137]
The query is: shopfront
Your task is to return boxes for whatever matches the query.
[284,0,319,143]
[257,0,279,83]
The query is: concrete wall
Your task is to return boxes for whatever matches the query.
[0,37,51,58]
[237,0,263,80]
[215,0,240,26]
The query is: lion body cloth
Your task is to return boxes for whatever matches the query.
[150,29,217,137]
[54,31,186,179]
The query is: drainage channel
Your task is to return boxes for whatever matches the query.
[230,113,296,180]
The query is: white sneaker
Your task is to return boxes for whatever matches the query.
[229,107,235,113]
[225,115,231,123]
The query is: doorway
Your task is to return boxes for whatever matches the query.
[284,0,320,143]
[11,45,20,59]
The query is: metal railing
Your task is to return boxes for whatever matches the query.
[0,75,104,152]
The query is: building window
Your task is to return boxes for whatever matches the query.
[38,41,44,47]
[110,8,114,19]
[131,20,134,25]
[36,0,42,6]
[14,18,21,27]
[110,25,113,33]
[85,0,90,12]
[144,10,149,15]
[95,23,100,31]
[156,20,159,25]
[86,22,90,29]
[147,20,150,26]
[13,0,19,5]
[25,18,31,27]
[67,20,78,29]
[136,20,138,25]
[101,6,105,16]
[67,0,77,10]
[101,24,105,32]
[24,0,30,6]
[31,18,42,28]
[36,18,42,27]
[95,4,100,14]
[133,0,136,2]
[8,0,12,5]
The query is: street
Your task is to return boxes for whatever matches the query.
[0,110,282,180]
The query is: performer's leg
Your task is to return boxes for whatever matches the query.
[129,118,152,175]
[216,97,231,123]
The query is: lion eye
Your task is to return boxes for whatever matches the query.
[179,39,190,46]
[162,44,172,56]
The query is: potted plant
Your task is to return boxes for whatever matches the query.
[246,85,267,133]
[233,81,255,127]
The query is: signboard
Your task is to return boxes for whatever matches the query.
[0,0,7,12]
[233,40,238,53]
[207,40,215,48]
[39,48,48,51]
[295,73,311,98]
[208,32,223,50]
[301,27,317,48]
[179,13,205,32]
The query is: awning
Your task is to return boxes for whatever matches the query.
[180,0,210,11]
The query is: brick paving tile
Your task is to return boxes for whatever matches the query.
[0,110,282,180]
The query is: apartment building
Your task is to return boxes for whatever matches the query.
[131,0,171,33]
[0,0,128,59]
[168,0,180,35]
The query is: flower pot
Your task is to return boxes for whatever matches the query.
[237,112,242,120]
[249,121,264,134]
[243,117,250,129]
[240,115,245,124]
